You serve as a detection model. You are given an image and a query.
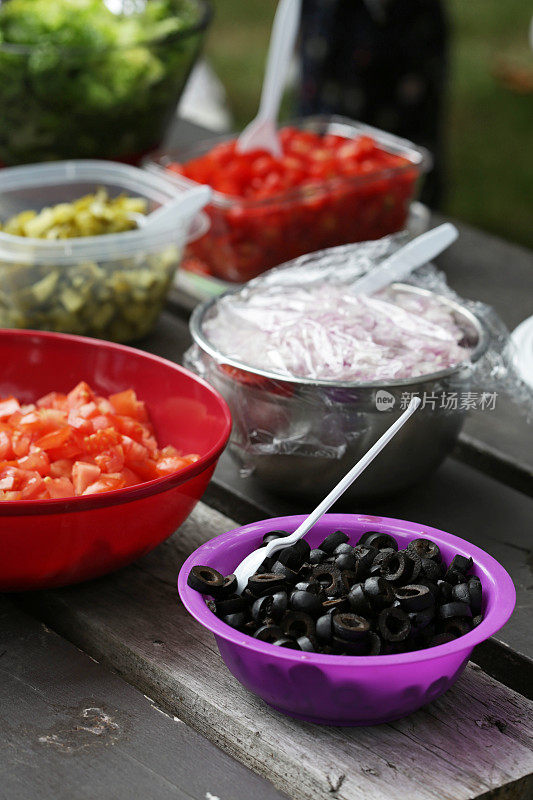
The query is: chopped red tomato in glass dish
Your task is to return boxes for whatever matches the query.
[0,382,199,501]
[159,122,427,282]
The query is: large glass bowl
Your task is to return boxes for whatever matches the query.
[0,0,211,166]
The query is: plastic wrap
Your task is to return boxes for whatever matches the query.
[185,235,532,482]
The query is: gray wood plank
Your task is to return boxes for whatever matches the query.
[15,503,533,800]
[0,596,287,800]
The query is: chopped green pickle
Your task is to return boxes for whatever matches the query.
[0,190,180,342]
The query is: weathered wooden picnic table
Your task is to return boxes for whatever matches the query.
[2,120,533,800]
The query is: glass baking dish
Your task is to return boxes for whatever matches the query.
[144,115,432,282]
[0,160,208,342]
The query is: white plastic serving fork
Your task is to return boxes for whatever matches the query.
[234,396,421,593]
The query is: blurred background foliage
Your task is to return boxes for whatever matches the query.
[204,0,533,248]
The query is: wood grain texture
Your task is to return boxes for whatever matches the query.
[17,503,533,800]
[0,596,287,800]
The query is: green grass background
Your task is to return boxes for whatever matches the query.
[203,0,533,248]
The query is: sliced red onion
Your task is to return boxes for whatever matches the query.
[203,284,472,382]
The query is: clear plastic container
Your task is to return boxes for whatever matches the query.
[0,160,208,342]
[145,115,432,282]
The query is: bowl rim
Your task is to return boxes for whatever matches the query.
[178,513,516,667]
[0,0,212,55]
[190,281,490,389]
[0,328,232,516]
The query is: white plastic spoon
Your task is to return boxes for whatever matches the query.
[351,222,458,297]
[133,185,212,231]
[234,396,421,593]
[236,0,301,157]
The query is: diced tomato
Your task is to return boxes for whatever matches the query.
[72,461,101,495]
[20,472,45,500]
[0,397,20,419]
[66,381,95,409]
[0,429,12,459]
[49,458,74,478]
[84,427,121,455]
[95,445,125,473]
[82,473,126,495]
[156,456,192,476]
[0,383,197,501]
[109,389,148,421]
[18,450,50,477]
[44,476,75,499]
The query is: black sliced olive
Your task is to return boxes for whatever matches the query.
[394,584,433,611]
[378,607,411,642]
[450,554,473,574]
[367,631,382,655]
[281,610,316,639]
[254,624,283,643]
[408,606,435,631]
[223,612,249,631]
[296,635,316,652]
[352,544,378,577]
[468,577,483,614]
[417,579,439,601]
[273,637,301,649]
[332,612,370,641]
[443,567,465,585]
[335,552,356,571]
[407,538,441,562]
[419,558,443,582]
[316,613,333,642]
[188,566,226,597]
[244,620,258,634]
[331,635,369,655]
[380,552,413,583]
[472,614,483,627]
[318,530,349,553]
[270,562,299,585]
[247,572,287,597]
[451,582,471,605]
[322,597,350,614]
[276,539,311,570]
[216,574,238,598]
[294,580,321,595]
[361,532,398,551]
[252,592,288,623]
[334,543,354,556]
[340,570,357,593]
[290,590,323,616]
[369,547,396,576]
[430,632,456,647]
[439,601,472,619]
[437,579,454,603]
[400,549,422,582]
[262,530,288,544]
[440,617,473,637]
[311,565,343,596]
[309,548,326,564]
[257,557,275,573]
[216,594,247,616]
[363,576,395,609]
[205,598,217,614]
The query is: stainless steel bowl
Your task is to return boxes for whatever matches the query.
[189,283,489,501]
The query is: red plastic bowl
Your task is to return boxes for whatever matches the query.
[0,329,231,591]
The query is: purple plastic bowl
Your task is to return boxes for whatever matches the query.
[178,514,515,726]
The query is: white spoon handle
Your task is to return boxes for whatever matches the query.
[234,396,421,591]
[352,223,458,297]
[256,0,301,123]
[285,396,421,544]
